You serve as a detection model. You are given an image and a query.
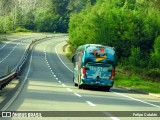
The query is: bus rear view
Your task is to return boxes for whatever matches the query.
[73,44,116,91]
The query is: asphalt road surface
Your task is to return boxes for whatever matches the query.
[0,34,159,120]
[0,33,48,76]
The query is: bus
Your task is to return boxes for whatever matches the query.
[72,44,116,91]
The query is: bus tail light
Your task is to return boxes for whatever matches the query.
[109,69,115,80]
[81,66,87,78]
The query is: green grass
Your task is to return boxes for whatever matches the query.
[115,73,160,93]
[65,44,73,61]
[0,38,8,43]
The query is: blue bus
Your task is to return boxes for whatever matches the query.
[72,44,116,91]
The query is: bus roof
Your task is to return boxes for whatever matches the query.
[77,44,115,53]
[77,44,115,62]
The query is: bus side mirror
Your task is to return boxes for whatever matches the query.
[72,54,75,63]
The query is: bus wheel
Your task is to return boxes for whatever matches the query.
[73,77,78,86]
[74,83,78,86]
[101,87,110,92]
[78,84,83,89]
[105,87,110,92]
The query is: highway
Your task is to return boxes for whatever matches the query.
[0,34,159,120]
[0,33,48,76]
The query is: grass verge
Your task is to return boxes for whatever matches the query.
[115,73,160,93]
[65,44,73,61]
[0,38,8,43]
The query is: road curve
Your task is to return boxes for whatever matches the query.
[1,34,160,120]
[0,33,48,76]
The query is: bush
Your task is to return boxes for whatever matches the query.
[14,27,31,32]
[128,47,141,66]
[149,36,160,68]
[145,69,160,81]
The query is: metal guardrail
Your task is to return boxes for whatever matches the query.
[0,72,17,90]
[0,34,68,90]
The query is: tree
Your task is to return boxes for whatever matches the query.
[150,36,160,68]
[68,0,160,67]
[34,8,58,32]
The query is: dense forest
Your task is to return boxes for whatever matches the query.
[0,0,68,33]
[0,0,160,81]
[69,0,160,81]
[0,0,96,33]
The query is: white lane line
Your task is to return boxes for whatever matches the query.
[44,47,56,79]
[2,38,32,64]
[62,84,66,87]
[0,36,31,51]
[0,41,10,50]
[0,38,19,50]
[55,44,73,73]
[86,101,96,106]
[58,81,62,83]
[112,91,160,108]
[0,43,21,63]
[74,93,82,97]
[103,112,120,120]
[111,117,120,120]
[66,88,73,92]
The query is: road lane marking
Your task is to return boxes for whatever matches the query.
[112,91,160,108]
[0,38,18,50]
[62,84,66,87]
[55,44,73,73]
[0,45,18,63]
[86,101,96,106]
[44,47,59,82]
[0,36,32,51]
[0,37,32,64]
[0,41,11,50]
[74,93,82,97]
[111,117,120,120]
[58,81,62,83]
[66,88,73,92]
[103,112,120,120]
